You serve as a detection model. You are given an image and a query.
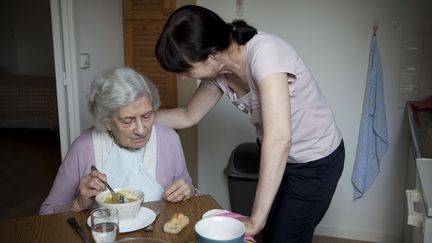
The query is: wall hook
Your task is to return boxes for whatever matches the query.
[373,20,380,36]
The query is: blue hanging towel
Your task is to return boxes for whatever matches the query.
[352,35,389,200]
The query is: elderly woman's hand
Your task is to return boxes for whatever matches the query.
[163,179,194,202]
[70,169,107,212]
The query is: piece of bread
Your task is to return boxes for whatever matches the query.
[163,213,190,234]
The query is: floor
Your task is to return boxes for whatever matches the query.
[0,128,373,243]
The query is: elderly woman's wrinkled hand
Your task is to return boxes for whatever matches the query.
[163,179,194,202]
[72,170,107,211]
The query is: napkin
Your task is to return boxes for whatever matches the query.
[202,209,256,243]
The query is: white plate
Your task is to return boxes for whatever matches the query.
[202,209,229,218]
[87,207,156,233]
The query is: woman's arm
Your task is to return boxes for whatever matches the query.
[39,147,87,214]
[155,124,195,202]
[244,73,292,234]
[39,132,106,215]
[155,82,223,129]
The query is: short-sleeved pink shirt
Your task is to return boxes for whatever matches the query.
[203,32,341,163]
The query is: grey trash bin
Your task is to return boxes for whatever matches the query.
[223,143,260,216]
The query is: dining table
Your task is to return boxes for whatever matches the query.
[0,194,223,243]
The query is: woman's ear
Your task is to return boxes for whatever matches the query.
[104,121,112,132]
[105,122,115,139]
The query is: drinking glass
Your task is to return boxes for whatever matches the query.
[91,207,119,243]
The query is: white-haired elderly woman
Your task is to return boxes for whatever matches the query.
[40,67,197,215]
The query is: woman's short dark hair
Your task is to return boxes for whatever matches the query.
[155,5,257,73]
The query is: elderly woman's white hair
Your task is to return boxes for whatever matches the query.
[88,67,161,132]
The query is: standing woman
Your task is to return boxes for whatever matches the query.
[155,5,344,243]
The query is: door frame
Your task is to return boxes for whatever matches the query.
[50,0,81,159]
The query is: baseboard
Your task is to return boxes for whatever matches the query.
[315,224,403,243]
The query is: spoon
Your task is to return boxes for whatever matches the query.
[90,165,125,203]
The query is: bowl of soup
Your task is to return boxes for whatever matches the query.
[95,188,144,222]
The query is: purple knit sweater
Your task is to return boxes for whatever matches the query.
[40,123,191,215]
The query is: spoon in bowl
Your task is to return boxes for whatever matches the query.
[90,165,125,203]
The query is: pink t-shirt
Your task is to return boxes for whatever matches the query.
[203,32,341,163]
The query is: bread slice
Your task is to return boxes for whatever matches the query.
[163,213,190,234]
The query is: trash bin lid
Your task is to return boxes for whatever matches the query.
[224,143,260,180]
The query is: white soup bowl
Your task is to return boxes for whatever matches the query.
[95,188,144,222]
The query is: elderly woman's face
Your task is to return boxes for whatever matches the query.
[106,95,154,150]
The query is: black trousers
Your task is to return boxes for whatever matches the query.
[261,141,345,243]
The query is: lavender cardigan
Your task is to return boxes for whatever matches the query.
[40,123,191,215]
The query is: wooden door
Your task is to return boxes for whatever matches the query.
[123,0,177,108]
[123,0,198,185]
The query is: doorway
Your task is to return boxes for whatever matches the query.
[0,0,61,219]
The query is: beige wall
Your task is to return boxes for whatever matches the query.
[76,0,125,130]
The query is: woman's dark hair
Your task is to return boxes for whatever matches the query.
[155,5,257,73]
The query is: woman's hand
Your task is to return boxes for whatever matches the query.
[163,179,194,202]
[71,169,107,212]
[239,216,264,237]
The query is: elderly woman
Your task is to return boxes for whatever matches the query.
[40,67,197,215]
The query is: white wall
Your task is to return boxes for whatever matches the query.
[196,0,430,242]
[76,0,124,131]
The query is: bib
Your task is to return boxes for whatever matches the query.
[96,126,164,202]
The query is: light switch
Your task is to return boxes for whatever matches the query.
[80,53,90,69]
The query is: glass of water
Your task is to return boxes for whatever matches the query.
[91,207,119,243]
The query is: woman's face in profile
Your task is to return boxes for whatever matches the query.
[177,54,221,80]
[106,95,154,150]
